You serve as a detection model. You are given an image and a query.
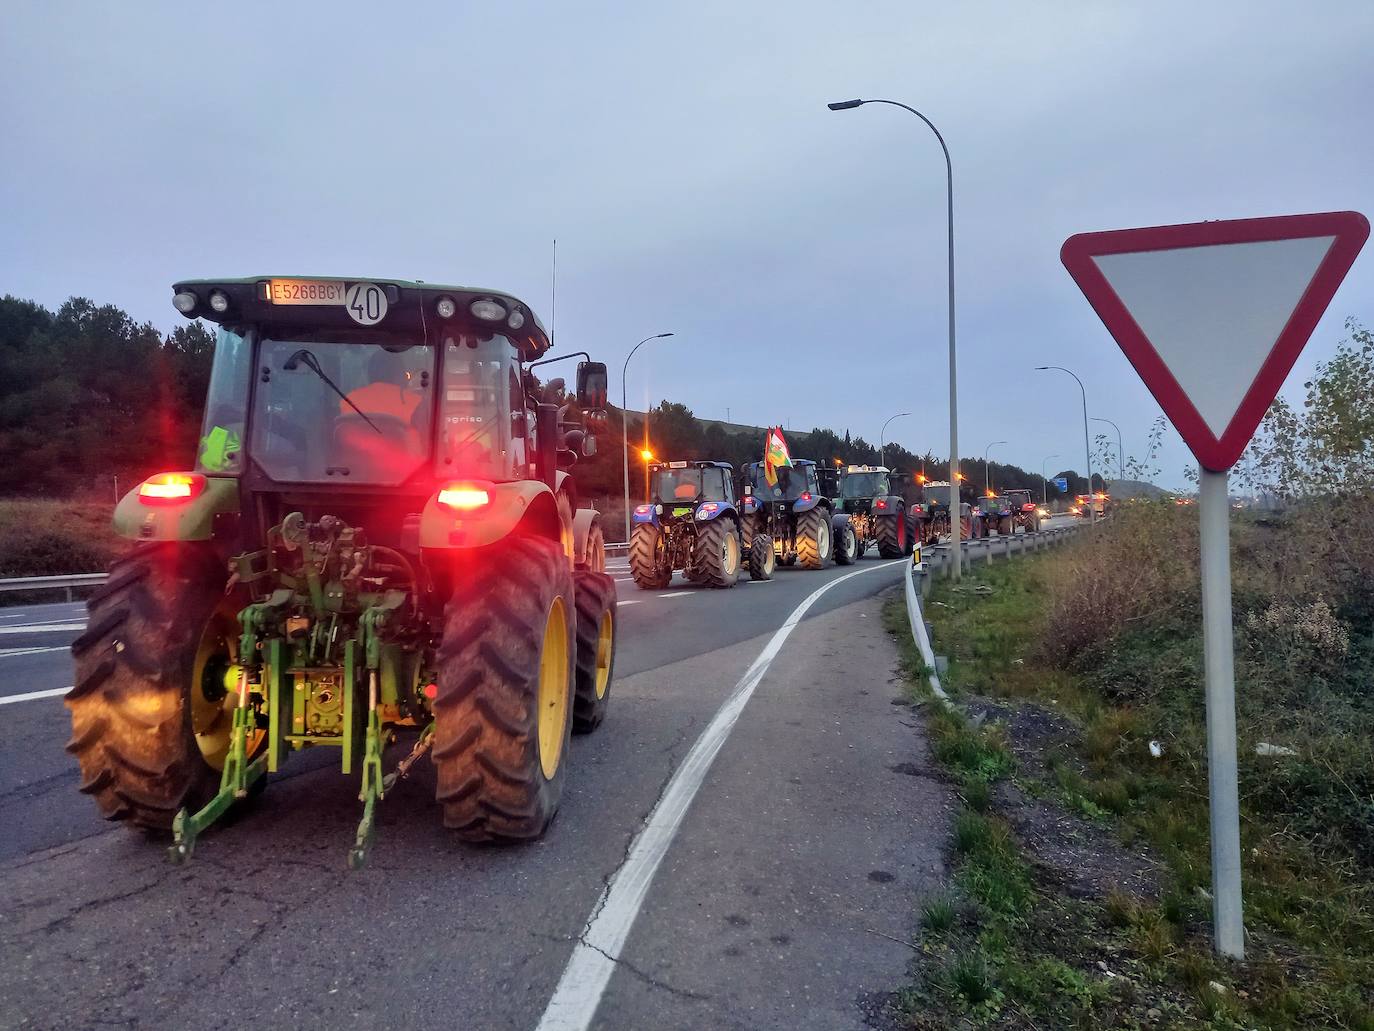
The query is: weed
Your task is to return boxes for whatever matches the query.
[960,777,991,813]
[921,892,956,933]
[946,950,997,1005]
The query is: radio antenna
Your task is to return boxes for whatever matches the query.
[550,237,557,347]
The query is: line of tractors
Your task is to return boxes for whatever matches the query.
[626,460,1050,590]
[63,272,1060,869]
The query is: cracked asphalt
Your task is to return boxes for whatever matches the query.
[0,555,955,1030]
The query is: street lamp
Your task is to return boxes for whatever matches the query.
[1092,417,1125,484]
[1036,366,1095,523]
[829,97,961,578]
[879,412,911,470]
[983,440,1007,495]
[1040,453,1060,506]
[622,333,674,540]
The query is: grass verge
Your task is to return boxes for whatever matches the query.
[882,540,1374,1030]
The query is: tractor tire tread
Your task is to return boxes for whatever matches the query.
[572,570,616,733]
[66,544,226,831]
[433,536,575,843]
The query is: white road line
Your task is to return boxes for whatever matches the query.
[0,646,71,659]
[0,686,71,706]
[660,591,696,599]
[0,622,86,635]
[535,559,903,1031]
[742,579,775,585]
[617,600,643,607]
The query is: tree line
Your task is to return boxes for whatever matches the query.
[0,293,1099,503]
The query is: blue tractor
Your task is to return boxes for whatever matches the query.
[741,460,851,569]
[629,461,771,589]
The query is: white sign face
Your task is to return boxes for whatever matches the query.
[1091,236,1334,437]
[345,282,388,326]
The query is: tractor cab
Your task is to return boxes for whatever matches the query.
[838,465,893,502]
[744,459,821,503]
[136,277,607,554]
[648,461,735,506]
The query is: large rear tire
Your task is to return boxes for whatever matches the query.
[796,509,831,570]
[876,511,906,559]
[748,533,775,580]
[572,570,616,734]
[694,518,741,588]
[432,537,576,842]
[67,544,255,831]
[629,523,671,590]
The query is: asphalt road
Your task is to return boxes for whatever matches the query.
[0,518,1072,1030]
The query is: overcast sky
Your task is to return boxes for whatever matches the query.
[4,1,1372,489]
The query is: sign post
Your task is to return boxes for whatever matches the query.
[1061,210,1369,959]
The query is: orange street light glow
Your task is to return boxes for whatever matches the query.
[640,449,654,461]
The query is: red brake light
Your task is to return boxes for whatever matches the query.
[799,492,812,502]
[437,481,494,511]
[874,498,889,510]
[634,504,653,516]
[138,472,205,505]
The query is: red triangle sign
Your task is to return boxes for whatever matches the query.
[1061,211,1368,471]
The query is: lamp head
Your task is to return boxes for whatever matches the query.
[827,99,864,111]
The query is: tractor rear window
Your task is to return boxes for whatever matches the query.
[749,464,817,501]
[249,338,434,485]
[840,472,890,498]
[653,468,728,503]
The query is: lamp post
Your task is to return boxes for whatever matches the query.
[1040,453,1060,507]
[622,333,673,541]
[1036,366,1095,524]
[983,440,1007,495]
[879,412,912,470]
[1092,416,1125,485]
[639,448,654,502]
[828,97,961,578]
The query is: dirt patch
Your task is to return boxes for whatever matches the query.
[967,696,1163,903]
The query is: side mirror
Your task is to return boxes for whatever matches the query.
[576,361,608,409]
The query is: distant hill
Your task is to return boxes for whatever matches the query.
[1109,479,1168,500]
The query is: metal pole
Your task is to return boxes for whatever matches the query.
[828,98,958,578]
[1038,366,1094,524]
[983,440,1006,495]
[1198,467,1244,959]
[1040,454,1059,507]
[621,333,673,541]
[1092,417,1125,485]
[880,412,911,470]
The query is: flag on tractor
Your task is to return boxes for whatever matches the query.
[763,426,792,487]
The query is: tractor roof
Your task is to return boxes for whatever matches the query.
[171,276,551,360]
[651,460,734,471]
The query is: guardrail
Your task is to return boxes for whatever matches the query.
[0,572,107,601]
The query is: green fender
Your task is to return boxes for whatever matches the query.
[112,476,239,542]
[419,480,562,550]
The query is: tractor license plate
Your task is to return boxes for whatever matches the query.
[267,279,348,305]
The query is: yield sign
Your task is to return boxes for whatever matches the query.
[1061,211,1368,470]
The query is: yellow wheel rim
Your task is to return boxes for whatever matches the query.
[594,610,613,700]
[537,596,570,779]
[190,605,265,770]
[723,531,739,576]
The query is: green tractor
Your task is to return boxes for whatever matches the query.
[67,277,618,868]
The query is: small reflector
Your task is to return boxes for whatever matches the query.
[138,472,206,505]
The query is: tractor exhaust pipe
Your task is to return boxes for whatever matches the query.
[536,403,560,489]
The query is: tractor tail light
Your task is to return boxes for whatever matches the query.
[138,472,206,505]
[799,492,812,502]
[874,498,889,511]
[437,481,494,512]
[634,504,653,516]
